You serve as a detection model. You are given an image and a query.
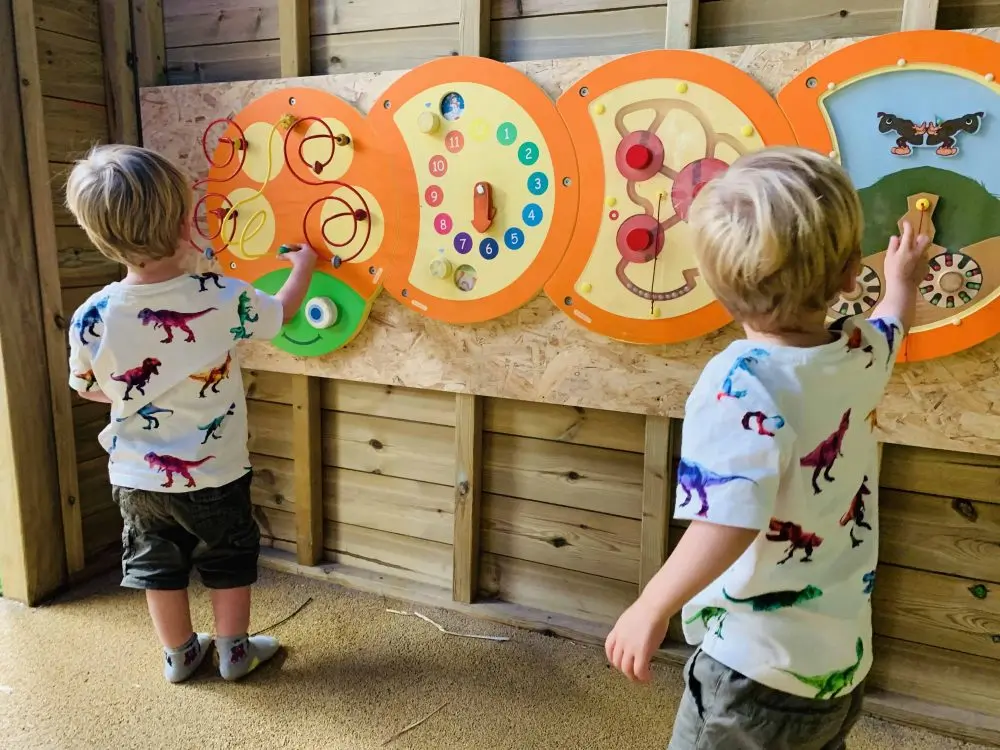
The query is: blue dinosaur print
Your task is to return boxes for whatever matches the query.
[74,296,109,346]
[871,319,899,364]
[677,459,757,518]
[741,411,785,437]
[717,348,770,400]
[862,570,876,595]
[199,402,236,444]
[117,403,174,430]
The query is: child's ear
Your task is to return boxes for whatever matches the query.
[840,251,862,293]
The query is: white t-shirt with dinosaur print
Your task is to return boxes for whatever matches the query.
[68,272,283,493]
[675,315,903,700]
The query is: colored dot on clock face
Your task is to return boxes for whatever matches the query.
[504,227,525,250]
[434,213,453,235]
[429,155,448,177]
[480,238,500,260]
[522,203,543,227]
[527,172,548,196]
[445,130,465,153]
[454,232,472,254]
[425,185,444,207]
[518,142,539,166]
[497,122,518,146]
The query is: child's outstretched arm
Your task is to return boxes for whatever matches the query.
[274,243,318,322]
[606,521,757,682]
[869,220,930,334]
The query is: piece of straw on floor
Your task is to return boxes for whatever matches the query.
[250,596,315,636]
[386,609,511,642]
[382,701,449,746]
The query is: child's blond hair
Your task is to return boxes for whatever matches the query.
[690,146,862,332]
[65,145,192,266]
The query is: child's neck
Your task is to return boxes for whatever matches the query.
[122,254,187,285]
[744,314,833,349]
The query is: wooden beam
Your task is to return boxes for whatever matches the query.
[99,0,139,144]
[130,0,165,87]
[452,393,483,603]
[278,0,310,78]
[11,0,86,575]
[639,416,674,590]
[900,0,939,30]
[458,0,491,57]
[0,0,66,603]
[664,0,698,49]
[291,375,323,566]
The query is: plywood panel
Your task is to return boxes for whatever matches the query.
[311,24,459,75]
[881,489,1000,583]
[882,445,1000,504]
[484,398,645,452]
[35,0,100,42]
[312,0,459,35]
[42,97,109,163]
[164,0,278,47]
[484,433,643,518]
[57,226,120,288]
[480,552,635,623]
[873,566,1000,661]
[37,29,105,105]
[482,493,640,582]
[166,40,280,84]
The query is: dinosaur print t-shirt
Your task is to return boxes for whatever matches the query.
[675,315,903,700]
[67,273,283,492]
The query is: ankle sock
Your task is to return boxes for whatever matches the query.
[163,632,212,684]
[216,634,280,681]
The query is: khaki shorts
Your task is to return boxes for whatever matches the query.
[668,649,865,750]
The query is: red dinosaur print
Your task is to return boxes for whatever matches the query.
[767,518,823,564]
[800,409,851,494]
[845,328,874,369]
[866,409,879,432]
[74,369,97,391]
[230,643,248,664]
[143,452,215,488]
[840,476,873,548]
[741,411,785,437]
[138,307,217,343]
[111,357,162,401]
[190,352,232,398]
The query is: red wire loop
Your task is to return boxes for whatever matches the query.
[303,187,372,263]
[283,116,339,185]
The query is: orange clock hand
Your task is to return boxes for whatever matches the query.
[472,181,495,233]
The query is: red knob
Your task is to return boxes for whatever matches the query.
[625,144,653,170]
[626,228,652,252]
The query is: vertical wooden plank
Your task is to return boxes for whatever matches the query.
[901,0,939,30]
[278,0,310,78]
[130,0,164,87]
[0,0,65,604]
[292,375,323,566]
[99,0,139,144]
[665,0,698,49]
[459,0,491,57]
[453,393,483,603]
[639,416,675,590]
[12,0,85,575]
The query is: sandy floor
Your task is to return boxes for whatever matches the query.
[0,568,989,750]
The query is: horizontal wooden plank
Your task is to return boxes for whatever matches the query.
[491,8,663,61]
[312,0,459,35]
[482,493,641,582]
[166,40,280,84]
[37,28,105,105]
[939,0,1000,29]
[42,97,108,163]
[57,225,120,288]
[250,453,454,544]
[82,503,121,560]
[247,400,293,457]
[491,0,663,20]
[480,552,636,624]
[881,489,1000,584]
[35,0,101,42]
[882,445,1000,504]
[78,455,112,518]
[311,24,459,75]
[74,400,110,463]
[873,566,1000,661]
[49,162,74,226]
[483,433,643,518]
[164,0,279,48]
[871,636,1000,717]
[484,397,645,453]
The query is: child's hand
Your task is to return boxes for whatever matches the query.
[605,598,669,683]
[884,221,930,289]
[280,243,318,271]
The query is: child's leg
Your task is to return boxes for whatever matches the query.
[211,585,279,681]
[147,589,195,647]
[210,585,250,637]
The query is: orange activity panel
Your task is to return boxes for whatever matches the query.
[368,57,579,324]
[192,87,395,357]
[547,51,796,345]
[779,31,1000,362]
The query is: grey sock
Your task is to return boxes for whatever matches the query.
[216,634,280,681]
[163,632,212,684]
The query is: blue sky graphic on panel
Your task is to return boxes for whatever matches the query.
[824,69,998,193]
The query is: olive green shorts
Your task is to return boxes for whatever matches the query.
[113,472,259,590]
[668,649,865,750]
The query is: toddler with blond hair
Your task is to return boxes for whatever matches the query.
[66,145,316,683]
[605,147,928,749]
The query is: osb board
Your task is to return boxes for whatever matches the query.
[140,30,1000,456]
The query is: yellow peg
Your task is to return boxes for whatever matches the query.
[741,124,755,137]
[605,196,617,208]
[580,282,593,294]
[915,198,930,212]
[676,82,688,94]
[593,103,606,115]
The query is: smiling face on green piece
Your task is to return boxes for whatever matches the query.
[252,269,371,357]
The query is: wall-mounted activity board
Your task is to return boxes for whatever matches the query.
[780,31,1000,362]
[546,50,796,344]
[369,57,580,323]
[193,87,395,356]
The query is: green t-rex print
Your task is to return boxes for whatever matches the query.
[723,585,823,612]
[230,291,259,340]
[781,637,864,699]
[684,606,729,639]
[199,402,236,444]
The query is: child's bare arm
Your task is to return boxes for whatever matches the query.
[605,521,758,682]
[77,389,112,404]
[869,220,930,334]
[274,244,318,323]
